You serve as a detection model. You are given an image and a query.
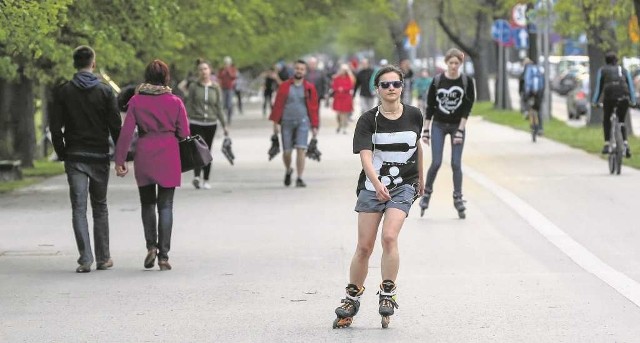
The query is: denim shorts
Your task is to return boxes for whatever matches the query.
[354,184,417,217]
[281,118,310,151]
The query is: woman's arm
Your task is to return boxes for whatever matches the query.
[359,150,391,201]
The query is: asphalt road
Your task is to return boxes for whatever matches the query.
[1,101,640,342]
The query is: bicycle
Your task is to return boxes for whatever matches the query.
[595,99,627,175]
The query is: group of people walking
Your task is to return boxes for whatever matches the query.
[50,45,476,329]
[50,46,238,272]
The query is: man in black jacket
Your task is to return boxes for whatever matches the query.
[50,45,122,273]
[353,58,376,112]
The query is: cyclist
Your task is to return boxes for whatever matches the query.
[522,59,544,134]
[591,51,637,157]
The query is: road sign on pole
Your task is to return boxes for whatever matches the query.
[512,4,528,27]
[513,27,529,49]
[405,20,420,47]
[491,19,513,46]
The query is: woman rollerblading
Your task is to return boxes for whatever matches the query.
[333,65,424,329]
[422,48,475,219]
[332,284,365,328]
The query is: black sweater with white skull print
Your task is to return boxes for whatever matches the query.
[425,73,475,124]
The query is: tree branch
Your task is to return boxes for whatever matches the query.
[436,0,473,55]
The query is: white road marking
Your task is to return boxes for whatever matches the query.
[466,165,640,307]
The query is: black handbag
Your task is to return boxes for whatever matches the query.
[179,135,212,172]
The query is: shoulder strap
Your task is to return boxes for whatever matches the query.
[433,73,442,89]
[461,73,468,93]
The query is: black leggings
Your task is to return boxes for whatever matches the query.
[189,123,217,180]
[603,98,629,141]
[263,92,273,114]
[139,184,175,260]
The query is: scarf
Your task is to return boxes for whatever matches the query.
[136,83,172,95]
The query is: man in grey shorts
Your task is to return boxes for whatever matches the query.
[269,59,320,187]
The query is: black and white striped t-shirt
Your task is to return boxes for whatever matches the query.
[353,105,423,195]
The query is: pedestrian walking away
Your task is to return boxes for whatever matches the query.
[333,65,424,329]
[262,66,279,117]
[218,56,238,125]
[114,59,191,271]
[50,45,122,273]
[399,58,414,105]
[353,58,376,113]
[269,59,320,188]
[305,56,328,109]
[332,63,355,134]
[591,51,637,157]
[419,48,476,219]
[414,68,433,111]
[185,60,230,190]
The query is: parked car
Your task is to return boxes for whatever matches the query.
[566,74,589,120]
[552,66,587,96]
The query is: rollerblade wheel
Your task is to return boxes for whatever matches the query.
[458,210,466,219]
[333,317,353,329]
[381,315,390,329]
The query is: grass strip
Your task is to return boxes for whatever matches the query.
[473,101,640,169]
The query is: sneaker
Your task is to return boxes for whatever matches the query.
[158,260,172,271]
[76,263,91,273]
[144,249,157,269]
[192,178,201,189]
[96,259,113,270]
[203,181,211,189]
[284,168,293,186]
[625,142,632,158]
[296,178,306,187]
[601,144,610,154]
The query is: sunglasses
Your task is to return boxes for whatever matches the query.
[379,80,403,89]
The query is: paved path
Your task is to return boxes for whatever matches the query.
[2,102,640,342]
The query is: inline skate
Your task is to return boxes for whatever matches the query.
[378,280,399,329]
[332,284,365,329]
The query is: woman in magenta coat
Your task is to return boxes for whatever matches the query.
[114,59,190,271]
[331,64,355,134]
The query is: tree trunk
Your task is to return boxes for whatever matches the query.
[10,70,36,168]
[0,78,14,159]
[587,44,605,126]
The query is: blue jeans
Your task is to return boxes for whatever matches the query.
[139,185,175,261]
[425,121,465,195]
[223,88,234,124]
[64,157,111,265]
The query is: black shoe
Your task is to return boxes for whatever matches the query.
[96,259,113,270]
[284,168,293,186]
[76,263,92,273]
[296,178,306,187]
[625,143,632,158]
[601,144,610,154]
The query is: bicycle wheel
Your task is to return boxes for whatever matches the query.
[608,152,616,174]
[614,119,624,175]
[529,110,538,143]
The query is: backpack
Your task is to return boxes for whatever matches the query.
[431,73,471,101]
[524,64,544,96]
[602,65,630,99]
